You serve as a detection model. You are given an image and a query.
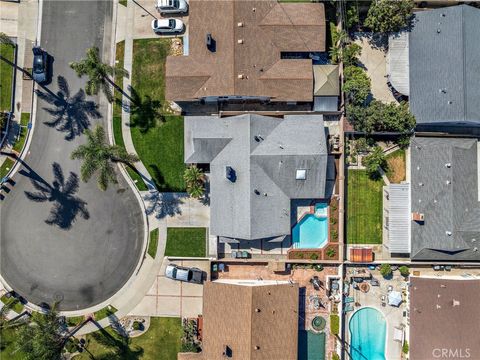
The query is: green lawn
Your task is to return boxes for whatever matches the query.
[12,113,30,153]
[148,228,159,258]
[75,317,182,360]
[0,327,24,360]
[0,157,15,179]
[93,305,118,321]
[130,38,185,191]
[114,41,125,118]
[347,169,384,244]
[66,315,85,327]
[165,227,206,257]
[0,43,15,111]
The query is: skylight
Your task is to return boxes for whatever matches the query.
[296,169,306,180]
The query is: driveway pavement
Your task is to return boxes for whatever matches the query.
[0,1,144,311]
[130,258,209,318]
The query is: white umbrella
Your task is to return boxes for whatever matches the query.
[388,291,403,307]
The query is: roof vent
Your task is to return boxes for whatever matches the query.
[452,299,460,306]
[296,169,307,180]
[226,166,236,183]
[206,33,216,52]
[222,345,232,358]
[474,247,478,252]
[237,22,244,27]
[254,189,260,195]
[436,28,441,34]
[279,144,284,149]
[419,182,424,186]
[237,39,244,44]
[254,346,260,350]
[238,74,244,79]
[439,88,447,93]
[446,180,451,185]
[255,308,261,312]
[446,231,452,236]
[441,13,446,17]
[445,163,451,168]
[252,7,256,12]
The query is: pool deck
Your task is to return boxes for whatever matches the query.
[214,263,341,359]
[345,268,407,360]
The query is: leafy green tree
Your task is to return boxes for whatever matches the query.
[183,165,206,199]
[344,66,371,105]
[380,263,393,278]
[347,100,415,135]
[71,124,139,191]
[69,47,128,103]
[363,146,387,180]
[343,43,362,67]
[346,3,360,30]
[15,307,64,360]
[399,265,410,277]
[365,0,414,33]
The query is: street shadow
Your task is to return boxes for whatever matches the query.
[23,162,90,230]
[35,76,101,140]
[143,190,184,219]
[125,85,163,133]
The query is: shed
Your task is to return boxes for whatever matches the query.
[349,247,373,262]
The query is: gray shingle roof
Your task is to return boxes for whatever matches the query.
[185,114,328,240]
[410,137,480,261]
[409,5,480,125]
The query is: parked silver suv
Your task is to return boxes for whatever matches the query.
[156,0,188,15]
[165,264,203,284]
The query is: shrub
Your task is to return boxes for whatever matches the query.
[310,253,319,260]
[365,0,414,33]
[343,66,371,106]
[399,266,410,277]
[331,229,338,241]
[330,314,340,335]
[354,137,369,154]
[330,217,337,225]
[402,340,409,354]
[326,247,336,259]
[314,264,324,272]
[345,3,359,30]
[343,43,362,67]
[132,321,143,331]
[332,354,341,360]
[363,146,387,180]
[380,263,393,278]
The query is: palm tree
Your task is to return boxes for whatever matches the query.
[25,162,90,229]
[15,305,64,360]
[69,47,128,103]
[71,124,139,191]
[36,76,101,140]
[183,165,206,199]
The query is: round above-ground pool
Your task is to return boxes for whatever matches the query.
[349,307,386,360]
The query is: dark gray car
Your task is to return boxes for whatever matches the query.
[32,46,48,84]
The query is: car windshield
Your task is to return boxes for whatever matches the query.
[33,57,44,73]
[169,19,175,28]
[171,267,177,278]
[187,270,192,281]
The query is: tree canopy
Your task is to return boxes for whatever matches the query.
[343,66,371,106]
[365,0,414,33]
[362,146,387,180]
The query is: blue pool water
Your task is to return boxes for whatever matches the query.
[292,203,328,249]
[349,307,386,360]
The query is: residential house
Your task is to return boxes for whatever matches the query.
[177,281,299,360]
[387,5,480,130]
[166,0,336,112]
[184,114,332,245]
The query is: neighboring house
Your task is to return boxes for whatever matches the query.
[184,114,331,243]
[409,277,480,360]
[177,281,299,360]
[410,137,480,261]
[166,0,332,111]
[388,5,480,129]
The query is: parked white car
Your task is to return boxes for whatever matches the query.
[151,18,185,35]
[156,0,188,15]
[165,264,203,284]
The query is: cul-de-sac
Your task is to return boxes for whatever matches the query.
[0,0,479,359]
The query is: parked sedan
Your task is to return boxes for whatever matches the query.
[151,18,184,35]
[32,46,48,84]
[156,0,188,15]
[165,264,203,284]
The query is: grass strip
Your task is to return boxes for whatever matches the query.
[165,227,206,257]
[93,305,118,321]
[0,295,24,314]
[148,228,159,258]
[12,113,30,153]
[0,157,15,179]
[0,43,15,111]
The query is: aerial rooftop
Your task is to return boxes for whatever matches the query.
[185,114,329,241]
[166,0,326,102]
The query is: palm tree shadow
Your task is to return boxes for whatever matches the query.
[124,85,164,133]
[35,76,101,141]
[23,162,90,230]
[89,325,144,360]
[143,190,184,219]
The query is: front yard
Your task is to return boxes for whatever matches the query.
[130,38,185,192]
[0,43,14,111]
[165,227,207,257]
[347,169,383,244]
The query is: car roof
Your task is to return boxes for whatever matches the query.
[155,18,172,27]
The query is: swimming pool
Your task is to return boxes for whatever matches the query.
[292,203,328,249]
[349,307,386,360]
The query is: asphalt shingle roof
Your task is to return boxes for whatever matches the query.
[185,114,328,240]
[409,5,480,125]
[410,137,480,261]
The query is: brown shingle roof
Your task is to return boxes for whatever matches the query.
[409,277,480,360]
[178,281,299,360]
[166,0,325,102]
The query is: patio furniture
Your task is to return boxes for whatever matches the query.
[231,250,238,258]
[344,296,354,303]
[212,264,218,272]
[311,276,321,290]
[241,251,249,259]
[343,304,354,313]
[445,265,452,271]
[387,285,393,292]
[388,291,403,307]
[359,282,370,293]
[370,278,380,286]
[311,316,326,331]
[218,263,225,272]
[343,282,350,295]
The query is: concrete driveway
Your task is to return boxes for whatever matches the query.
[130,258,210,318]
[0,1,144,311]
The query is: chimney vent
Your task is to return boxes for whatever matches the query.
[238,39,244,44]
[445,163,451,168]
[412,212,424,223]
[238,74,244,79]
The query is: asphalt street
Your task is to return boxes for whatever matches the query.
[0,1,144,310]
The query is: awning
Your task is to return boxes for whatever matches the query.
[388,291,403,307]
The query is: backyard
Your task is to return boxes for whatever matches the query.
[165,227,206,257]
[130,38,185,192]
[347,169,383,244]
[385,149,406,184]
[0,43,14,111]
